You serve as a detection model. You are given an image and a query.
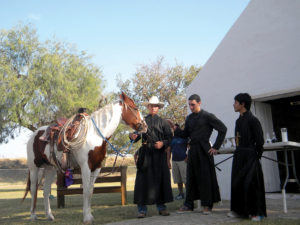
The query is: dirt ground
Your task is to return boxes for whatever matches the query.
[107,194,300,225]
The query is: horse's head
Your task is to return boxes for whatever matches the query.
[119,92,147,133]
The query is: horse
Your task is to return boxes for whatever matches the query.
[23,92,147,224]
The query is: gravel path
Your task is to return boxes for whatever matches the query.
[106,194,300,225]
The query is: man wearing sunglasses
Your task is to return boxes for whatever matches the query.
[177,94,227,215]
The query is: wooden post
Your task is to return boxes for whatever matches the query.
[120,166,128,205]
[56,171,65,208]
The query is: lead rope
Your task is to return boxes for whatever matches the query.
[91,117,135,176]
[91,117,134,157]
[100,138,134,177]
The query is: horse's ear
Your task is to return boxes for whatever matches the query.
[120,92,127,101]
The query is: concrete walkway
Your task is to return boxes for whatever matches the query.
[106,194,300,225]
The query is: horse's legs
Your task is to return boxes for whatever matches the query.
[81,163,93,224]
[29,167,39,221]
[90,168,100,186]
[87,168,101,210]
[43,166,56,220]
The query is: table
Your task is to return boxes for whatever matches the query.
[218,141,300,213]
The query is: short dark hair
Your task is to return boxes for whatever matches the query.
[234,93,252,110]
[78,107,87,113]
[188,94,201,102]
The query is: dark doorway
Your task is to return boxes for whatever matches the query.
[266,95,300,192]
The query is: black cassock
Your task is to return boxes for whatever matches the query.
[231,111,267,217]
[134,114,173,205]
[179,110,227,208]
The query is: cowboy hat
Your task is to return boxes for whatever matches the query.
[143,96,164,109]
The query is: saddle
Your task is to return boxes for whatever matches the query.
[34,113,88,170]
[39,118,68,148]
[40,113,88,151]
[56,113,88,152]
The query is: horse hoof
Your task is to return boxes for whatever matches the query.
[83,214,94,224]
[83,219,93,225]
[47,213,55,221]
[30,214,37,221]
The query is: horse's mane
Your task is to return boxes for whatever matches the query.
[90,102,121,126]
[91,102,115,117]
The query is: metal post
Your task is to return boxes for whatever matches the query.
[282,150,289,213]
[197,200,201,210]
[291,150,300,187]
[282,189,287,213]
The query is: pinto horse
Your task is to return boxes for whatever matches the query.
[24,92,147,224]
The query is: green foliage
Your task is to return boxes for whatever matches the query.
[117,56,201,126]
[0,24,104,143]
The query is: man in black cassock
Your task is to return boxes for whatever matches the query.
[130,96,173,218]
[228,93,267,222]
[177,94,227,214]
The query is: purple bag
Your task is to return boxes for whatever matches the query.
[64,169,74,187]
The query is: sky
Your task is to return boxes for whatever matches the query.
[0,0,250,158]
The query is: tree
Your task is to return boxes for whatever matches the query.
[0,24,104,143]
[117,57,201,126]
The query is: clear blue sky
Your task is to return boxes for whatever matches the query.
[0,0,250,158]
[1,0,250,93]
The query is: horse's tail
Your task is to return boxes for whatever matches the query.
[22,170,31,202]
[22,170,38,211]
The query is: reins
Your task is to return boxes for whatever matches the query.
[91,117,134,158]
[91,117,135,175]
[91,100,138,158]
[90,100,139,175]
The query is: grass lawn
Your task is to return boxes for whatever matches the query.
[0,182,183,225]
[0,166,183,225]
[0,165,300,225]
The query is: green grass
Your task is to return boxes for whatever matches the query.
[1,171,300,225]
[0,187,183,225]
[0,171,184,225]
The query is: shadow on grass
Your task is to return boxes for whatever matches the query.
[0,189,27,192]
[0,169,28,183]
[0,189,184,225]
[1,189,300,225]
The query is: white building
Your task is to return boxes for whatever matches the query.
[186,0,300,199]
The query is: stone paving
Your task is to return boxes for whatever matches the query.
[106,194,300,225]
